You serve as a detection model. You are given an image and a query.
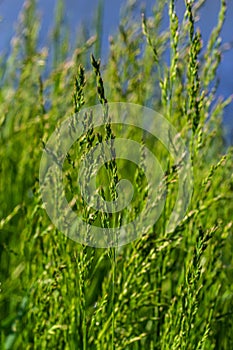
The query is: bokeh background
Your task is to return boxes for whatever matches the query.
[0,0,232,142]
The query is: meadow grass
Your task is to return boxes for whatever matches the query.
[0,0,233,349]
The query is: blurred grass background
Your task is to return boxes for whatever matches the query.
[0,0,233,349]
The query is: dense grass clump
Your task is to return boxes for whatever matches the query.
[0,0,233,349]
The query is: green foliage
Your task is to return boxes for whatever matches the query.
[0,0,233,349]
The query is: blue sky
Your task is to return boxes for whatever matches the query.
[0,0,232,140]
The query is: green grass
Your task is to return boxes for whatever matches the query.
[1,0,233,349]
